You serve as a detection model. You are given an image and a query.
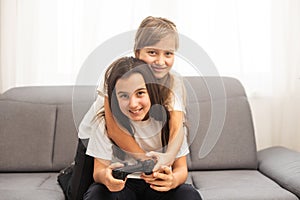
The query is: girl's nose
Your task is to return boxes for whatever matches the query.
[129,96,139,108]
[155,55,165,66]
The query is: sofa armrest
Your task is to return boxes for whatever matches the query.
[258,146,300,198]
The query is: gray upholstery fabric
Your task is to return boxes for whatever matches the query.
[0,86,74,104]
[258,146,300,198]
[52,104,78,171]
[185,77,257,170]
[191,170,298,200]
[0,86,94,172]
[0,101,56,171]
[0,173,64,200]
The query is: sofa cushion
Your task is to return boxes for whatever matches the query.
[52,86,96,170]
[0,100,56,171]
[190,170,299,200]
[0,86,94,172]
[0,86,74,104]
[258,146,300,198]
[52,104,78,171]
[184,77,257,170]
[0,173,64,200]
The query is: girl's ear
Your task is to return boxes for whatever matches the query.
[135,50,140,58]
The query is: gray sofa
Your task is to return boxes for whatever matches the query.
[0,76,299,200]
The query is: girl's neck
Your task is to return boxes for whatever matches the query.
[130,116,151,126]
[157,73,170,84]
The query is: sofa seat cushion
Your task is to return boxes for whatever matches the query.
[190,170,298,200]
[0,173,64,200]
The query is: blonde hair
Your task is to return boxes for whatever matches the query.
[134,16,179,57]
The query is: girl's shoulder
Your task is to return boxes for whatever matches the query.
[169,71,185,91]
[169,70,184,84]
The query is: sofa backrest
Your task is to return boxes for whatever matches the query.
[184,77,258,170]
[0,86,94,172]
[0,76,258,172]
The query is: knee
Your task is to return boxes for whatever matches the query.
[175,184,202,200]
[83,183,110,200]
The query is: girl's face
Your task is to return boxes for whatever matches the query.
[115,73,151,121]
[136,35,176,79]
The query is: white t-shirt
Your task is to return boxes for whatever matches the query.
[78,70,186,139]
[86,116,189,163]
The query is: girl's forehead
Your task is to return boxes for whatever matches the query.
[115,73,146,93]
[145,35,176,51]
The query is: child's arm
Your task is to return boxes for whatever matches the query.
[167,110,185,160]
[148,110,184,171]
[104,96,147,160]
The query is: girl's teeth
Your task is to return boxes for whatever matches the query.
[131,109,141,113]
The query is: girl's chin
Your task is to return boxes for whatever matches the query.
[128,114,146,121]
[154,72,168,79]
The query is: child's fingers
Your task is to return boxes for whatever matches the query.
[160,165,172,175]
[109,162,124,169]
[146,151,161,159]
[152,163,160,172]
[146,151,162,171]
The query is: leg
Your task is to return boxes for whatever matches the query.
[167,184,202,200]
[69,139,94,200]
[84,182,137,200]
[144,184,202,200]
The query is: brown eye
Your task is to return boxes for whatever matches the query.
[147,50,156,55]
[137,91,146,96]
[165,51,174,56]
[119,94,129,99]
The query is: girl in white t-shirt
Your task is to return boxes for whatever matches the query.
[84,57,201,200]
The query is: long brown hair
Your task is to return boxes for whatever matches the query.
[98,57,171,152]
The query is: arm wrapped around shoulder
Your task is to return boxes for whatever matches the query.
[258,146,300,198]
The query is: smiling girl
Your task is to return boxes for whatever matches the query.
[84,57,201,200]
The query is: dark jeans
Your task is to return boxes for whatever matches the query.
[83,179,202,200]
[68,139,94,200]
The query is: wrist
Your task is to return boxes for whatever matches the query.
[164,152,176,165]
[97,168,110,185]
[171,169,187,189]
[131,152,148,161]
[170,174,179,189]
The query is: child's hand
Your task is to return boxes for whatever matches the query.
[104,162,126,192]
[141,165,175,192]
[146,151,175,171]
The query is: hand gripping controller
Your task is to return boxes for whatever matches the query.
[112,159,156,180]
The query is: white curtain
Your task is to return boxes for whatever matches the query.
[267,0,300,151]
[1,0,299,151]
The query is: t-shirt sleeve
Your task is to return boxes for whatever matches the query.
[78,95,104,139]
[97,72,108,97]
[78,71,107,139]
[86,119,113,160]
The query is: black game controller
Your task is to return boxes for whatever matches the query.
[112,159,156,180]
